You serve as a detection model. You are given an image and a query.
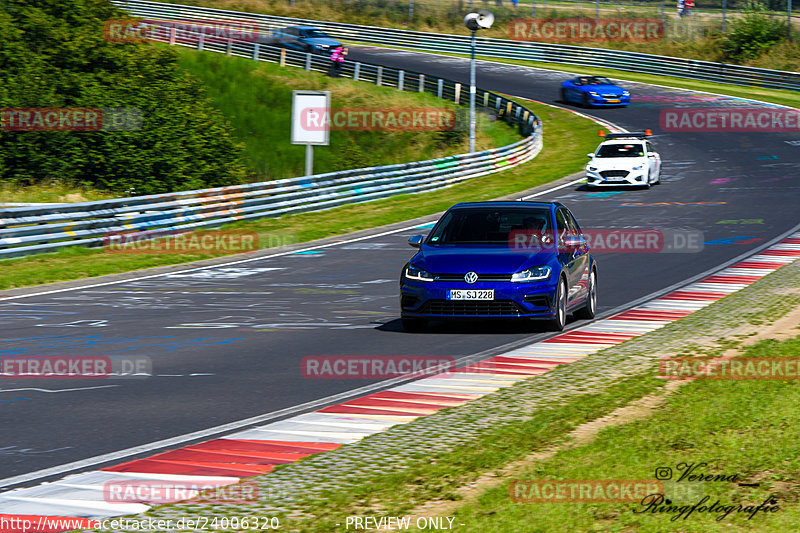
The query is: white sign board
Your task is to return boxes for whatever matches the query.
[291,90,330,145]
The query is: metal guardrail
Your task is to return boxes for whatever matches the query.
[0,18,542,259]
[114,0,800,92]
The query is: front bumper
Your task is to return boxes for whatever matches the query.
[586,171,648,187]
[587,96,631,107]
[400,279,558,319]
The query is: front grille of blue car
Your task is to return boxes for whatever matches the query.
[434,273,513,282]
[419,300,525,316]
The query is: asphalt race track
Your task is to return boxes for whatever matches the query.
[1,47,799,488]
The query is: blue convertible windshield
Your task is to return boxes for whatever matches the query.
[428,208,552,245]
[301,29,331,38]
[576,76,613,86]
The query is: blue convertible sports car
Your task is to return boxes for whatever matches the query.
[400,202,597,332]
[560,76,630,107]
[271,26,342,54]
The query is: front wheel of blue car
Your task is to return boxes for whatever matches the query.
[548,278,568,331]
[574,269,597,320]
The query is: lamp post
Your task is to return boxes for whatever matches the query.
[464,10,494,153]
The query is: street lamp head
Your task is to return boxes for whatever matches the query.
[464,10,494,31]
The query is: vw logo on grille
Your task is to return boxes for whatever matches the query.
[464,271,478,284]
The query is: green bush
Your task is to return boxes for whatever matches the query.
[0,0,248,195]
[721,1,788,63]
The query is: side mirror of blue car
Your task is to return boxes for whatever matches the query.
[563,235,586,248]
[408,235,424,248]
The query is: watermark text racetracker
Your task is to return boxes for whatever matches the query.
[511,18,663,42]
[104,18,260,44]
[104,480,261,505]
[510,479,663,503]
[300,107,462,132]
[302,356,455,379]
[660,108,800,132]
[508,228,703,253]
[660,357,800,380]
[1,107,143,131]
[1,355,152,379]
[103,230,275,254]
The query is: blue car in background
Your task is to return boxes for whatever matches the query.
[271,25,342,54]
[400,201,597,332]
[560,76,630,107]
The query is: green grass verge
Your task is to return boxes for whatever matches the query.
[0,181,118,204]
[444,335,800,532]
[0,99,597,290]
[174,48,518,181]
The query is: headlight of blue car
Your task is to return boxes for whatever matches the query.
[406,265,435,282]
[511,266,552,282]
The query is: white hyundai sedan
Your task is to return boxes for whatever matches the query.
[585,131,662,189]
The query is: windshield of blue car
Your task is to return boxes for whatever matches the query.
[301,29,331,38]
[589,77,612,85]
[427,208,552,245]
[596,144,645,158]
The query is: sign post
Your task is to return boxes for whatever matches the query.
[291,90,330,176]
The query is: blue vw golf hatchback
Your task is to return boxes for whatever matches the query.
[400,201,597,331]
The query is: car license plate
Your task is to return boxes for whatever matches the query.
[606,99,621,103]
[605,177,626,182]
[448,289,494,300]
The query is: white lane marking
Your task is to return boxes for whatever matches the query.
[0,385,119,394]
